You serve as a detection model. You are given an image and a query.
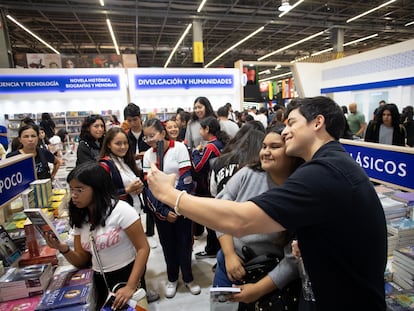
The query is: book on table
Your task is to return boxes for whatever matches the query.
[0,225,21,266]
[0,295,42,311]
[210,287,241,311]
[0,263,52,302]
[35,283,92,310]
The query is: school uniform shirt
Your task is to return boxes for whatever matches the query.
[143,140,193,218]
[250,141,387,311]
[73,200,140,273]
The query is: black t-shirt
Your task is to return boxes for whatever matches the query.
[7,147,55,179]
[250,141,387,311]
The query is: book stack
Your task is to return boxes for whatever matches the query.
[0,264,52,302]
[21,187,36,209]
[387,218,414,256]
[386,286,414,310]
[391,191,414,207]
[35,268,93,310]
[30,179,53,208]
[392,246,414,290]
[380,197,408,221]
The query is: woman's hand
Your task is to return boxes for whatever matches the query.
[166,211,178,223]
[44,232,67,253]
[112,285,134,310]
[127,178,144,195]
[225,253,245,281]
[229,283,262,303]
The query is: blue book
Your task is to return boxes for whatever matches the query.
[35,283,91,310]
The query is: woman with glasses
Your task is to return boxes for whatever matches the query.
[76,114,106,166]
[44,162,150,310]
[6,124,60,180]
[142,118,201,299]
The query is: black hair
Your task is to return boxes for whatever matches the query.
[79,114,106,143]
[18,124,39,137]
[217,106,229,117]
[401,106,414,123]
[67,162,118,229]
[21,116,35,126]
[191,96,215,121]
[100,127,141,177]
[123,103,141,119]
[41,113,52,121]
[178,111,191,124]
[376,103,401,128]
[286,96,344,140]
[200,116,230,145]
[56,128,68,143]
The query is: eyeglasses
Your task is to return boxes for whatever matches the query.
[70,187,89,195]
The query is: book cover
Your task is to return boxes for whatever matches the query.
[391,191,414,206]
[35,283,92,310]
[101,293,135,311]
[47,268,93,291]
[23,209,62,243]
[0,225,21,266]
[0,264,52,289]
[24,219,40,257]
[395,246,414,261]
[210,287,240,311]
[386,287,414,310]
[0,295,42,311]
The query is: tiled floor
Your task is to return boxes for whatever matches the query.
[144,222,216,311]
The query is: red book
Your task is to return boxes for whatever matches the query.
[18,245,58,267]
[24,219,40,258]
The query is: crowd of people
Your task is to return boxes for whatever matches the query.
[2,96,413,311]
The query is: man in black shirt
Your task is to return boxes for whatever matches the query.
[147,96,387,311]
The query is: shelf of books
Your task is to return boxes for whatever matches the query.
[3,110,120,142]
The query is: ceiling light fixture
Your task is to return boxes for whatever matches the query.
[6,15,60,54]
[346,0,396,23]
[259,71,292,83]
[205,26,265,68]
[99,0,105,6]
[278,0,292,12]
[279,0,305,18]
[164,23,192,68]
[197,0,208,13]
[258,69,272,75]
[258,30,325,61]
[106,18,120,55]
[405,21,414,27]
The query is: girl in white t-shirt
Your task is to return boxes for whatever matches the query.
[45,162,150,310]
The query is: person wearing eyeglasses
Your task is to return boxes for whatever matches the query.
[76,114,106,166]
[44,162,150,310]
[142,118,201,299]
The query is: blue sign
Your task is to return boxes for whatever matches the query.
[134,74,234,90]
[0,156,36,206]
[0,75,120,93]
[342,143,414,190]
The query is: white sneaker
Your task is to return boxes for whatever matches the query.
[147,236,158,249]
[185,281,201,295]
[165,280,178,298]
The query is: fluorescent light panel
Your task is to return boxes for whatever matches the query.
[197,0,208,13]
[258,30,325,61]
[405,21,414,27]
[99,0,105,6]
[346,0,396,23]
[164,23,193,68]
[279,0,305,18]
[106,18,120,55]
[6,15,60,54]
[205,26,264,67]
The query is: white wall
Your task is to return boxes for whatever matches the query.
[319,39,414,119]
